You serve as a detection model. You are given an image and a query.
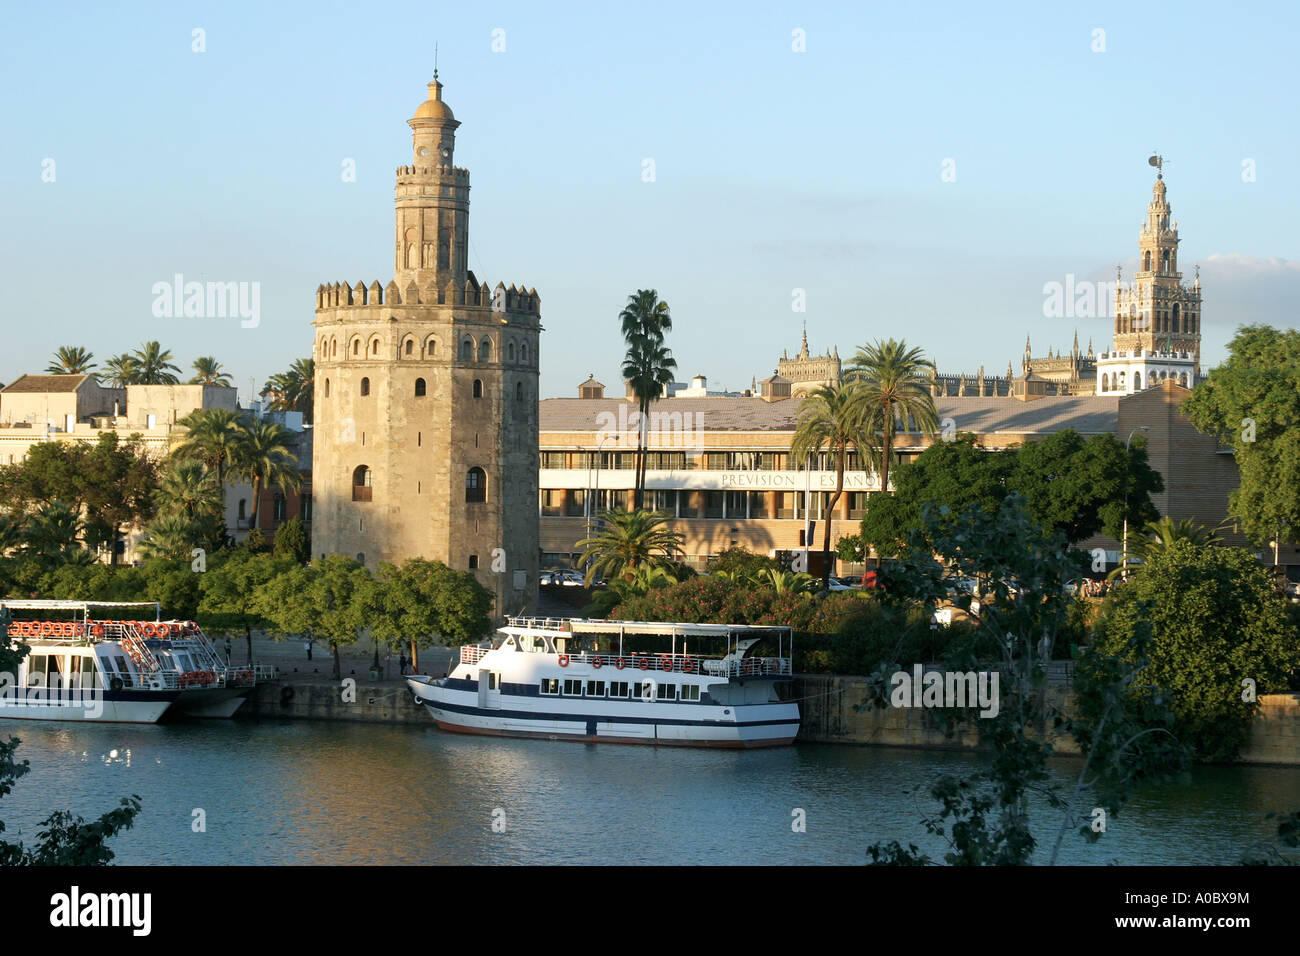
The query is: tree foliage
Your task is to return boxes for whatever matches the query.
[1181,324,1300,548]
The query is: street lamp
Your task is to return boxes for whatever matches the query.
[585,434,613,544]
[1121,426,1149,581]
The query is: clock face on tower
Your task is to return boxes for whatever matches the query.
[419,147,430,157]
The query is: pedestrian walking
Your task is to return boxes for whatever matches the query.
[305,638,313,661]
[224,639,232,663]
[399,653,408,676]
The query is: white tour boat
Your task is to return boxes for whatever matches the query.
[0,600,257,722]
[407,617,800,748]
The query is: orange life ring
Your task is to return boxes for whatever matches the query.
[637,657,650,670]
[614,657,626,670]
[92,624,105,638]
[682,657,697,674]
[41,622,55,637]
[558,654,570,667]
[591,655,603,669]
[659,655,674,672]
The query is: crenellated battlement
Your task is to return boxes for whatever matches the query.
[314,278,540,315]
[395,164,470,182]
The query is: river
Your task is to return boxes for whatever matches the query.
[1,719,1296,865]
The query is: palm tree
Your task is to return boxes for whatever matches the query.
[172,408,247,488]
[130,341,181,385]
[1109,517,1220,580]
[45,346,95,375]
[619,290,676,509]
[0,512,24,555]
[22,500,84,563]
[751,567,819,596]
[846,339,940,497]
[190,356,233,387]
[233,421,302,532]
[102,353,140,387]
[790,382,878,587]
[576,509,685,584]
[262,358,314,424]
[135,514,202,562]
[156,459,224,545]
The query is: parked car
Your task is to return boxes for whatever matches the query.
[825,577,855,591]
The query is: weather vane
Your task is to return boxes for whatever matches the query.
[1148,153,1165,178]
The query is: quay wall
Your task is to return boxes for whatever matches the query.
[241,676,1300,765]
[793,676,1300,766]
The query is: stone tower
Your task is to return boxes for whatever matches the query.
[1098,159,1202,395]
[312,75,541,617]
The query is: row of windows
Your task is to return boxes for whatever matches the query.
[352,465,488,502]
[318,333,532,365]
[539,450,870,472]
[323,377,527,401]
[1099,370,1190,392]
[539,678,702,702]
[541,488,871,519]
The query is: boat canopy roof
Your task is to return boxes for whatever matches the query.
[0,599,161,615]
[502,617,792,638]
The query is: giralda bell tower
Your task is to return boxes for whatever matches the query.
[312,73,541,617]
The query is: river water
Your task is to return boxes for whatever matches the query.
[1,719,1296,865]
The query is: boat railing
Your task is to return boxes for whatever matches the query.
[460,645,491,665]
[504,616,571,632]
[570,652,791,678]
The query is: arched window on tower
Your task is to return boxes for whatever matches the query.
[478,340,491,362]
[1161,250,1170,273]
[508,342,516,363]
[473,379,483,398]
[352,465,373,502]
[522,343,529,364]
[425,336,436,357]
[1101,374,1109,392]
[1133,371,1141,390]
[414,378,426,397]
[351,339,360,356]
[1173,303,1181,333]
[360,377,370,396]
[460,338,473,362]
[516,382,524,401]
[324,378,330,398]
[466,467,486,503]
[1143,251,1152,271]
[404,339,414,356]
[370,338,380,356]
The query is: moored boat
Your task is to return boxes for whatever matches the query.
[0,600,257,722]
[407,617,800,748]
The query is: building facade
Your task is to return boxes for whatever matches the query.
[311,75,541,615]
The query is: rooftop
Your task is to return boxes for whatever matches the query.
[2,374,93,393]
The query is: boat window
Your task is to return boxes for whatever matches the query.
[48,654,65,688]
[586,680,606,698]
[681,685,701,702]
[563,678,583,696]
[80,656,98,690]
[608,681,630,699]
[639,680,655,702]
[25,655,47,687]
[539,678,559,695]
[656,683,677,701]
[489,673,500,690]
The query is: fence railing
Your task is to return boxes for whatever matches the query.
[458,644,792,679]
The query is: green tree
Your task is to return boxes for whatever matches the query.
[865,494,1186,865]
[705,546,779,579]
[172,408,247,487]
[102,353,139,387]
[1091,539,1299,761]
[1009,430,1162,543]
[272,515,310,564]
[255,554,376,679]
[130,341,181,385]
[1182,324,1300,551]
[619,290,676,510]
[190,356,233,386]
[790,382,877,588]
[82,433,159,563]
[576,509,685,584]
[45,345,95,375]
[199,549,296,664]
[845,339,939,497]
[22,500,85,566]
[262,358,315,424]
[369,558,492,671]
[233,421,301,532]
[155,458,224,549]
[135,514,203,562]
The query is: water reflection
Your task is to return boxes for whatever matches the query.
[0,719,1295,865]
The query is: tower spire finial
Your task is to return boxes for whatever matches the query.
[434,42,439,81]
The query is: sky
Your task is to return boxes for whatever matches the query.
[2,1,1297,401]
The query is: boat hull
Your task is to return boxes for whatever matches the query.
[0,688,178,724]
[408,678,799,749]
[170,686,252,719]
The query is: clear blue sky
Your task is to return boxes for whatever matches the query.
[2,1,1296,399]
